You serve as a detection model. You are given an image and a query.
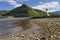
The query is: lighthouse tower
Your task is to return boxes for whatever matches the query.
[46,9,50,16]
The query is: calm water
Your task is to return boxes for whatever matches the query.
[0,17,30,37]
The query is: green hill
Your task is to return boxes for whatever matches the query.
[0,10,9,15]
[35,9,46,17]
[2,4,46,17]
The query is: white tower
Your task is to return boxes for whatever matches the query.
[46,9,50,16]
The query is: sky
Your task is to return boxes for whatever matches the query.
[0,0,60,12]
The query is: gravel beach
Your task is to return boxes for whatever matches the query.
[0,18,60,40]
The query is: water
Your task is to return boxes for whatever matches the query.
[0,17,30,37]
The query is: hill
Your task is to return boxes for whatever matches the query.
[35,9,46,17]
[2,4,46,17]
[0,10,9,15]
[50,11,60,16]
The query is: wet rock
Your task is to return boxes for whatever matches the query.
[21,35,25,38]
[40,37,46,40]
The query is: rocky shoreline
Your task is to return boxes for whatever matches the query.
[0,18,60,40]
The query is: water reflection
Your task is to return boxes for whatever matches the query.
[0,17,30,37]
[13,19,30,29]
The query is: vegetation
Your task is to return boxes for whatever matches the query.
[7,16,14,18]
[35,9,46,17]
[2,4,46,17]
[0,4,60,18]
[0,10,9,15]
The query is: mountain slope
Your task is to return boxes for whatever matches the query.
[50,11,60,16]
[2,4,46,17]
[0,10,9,15]
[35,9,46,17]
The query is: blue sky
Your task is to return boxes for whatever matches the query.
[0,0,60,12]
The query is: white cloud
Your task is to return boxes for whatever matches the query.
[6,0,22,8]
[16,0,29,2]
[32,1,60,12]
[0,0,29,8]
